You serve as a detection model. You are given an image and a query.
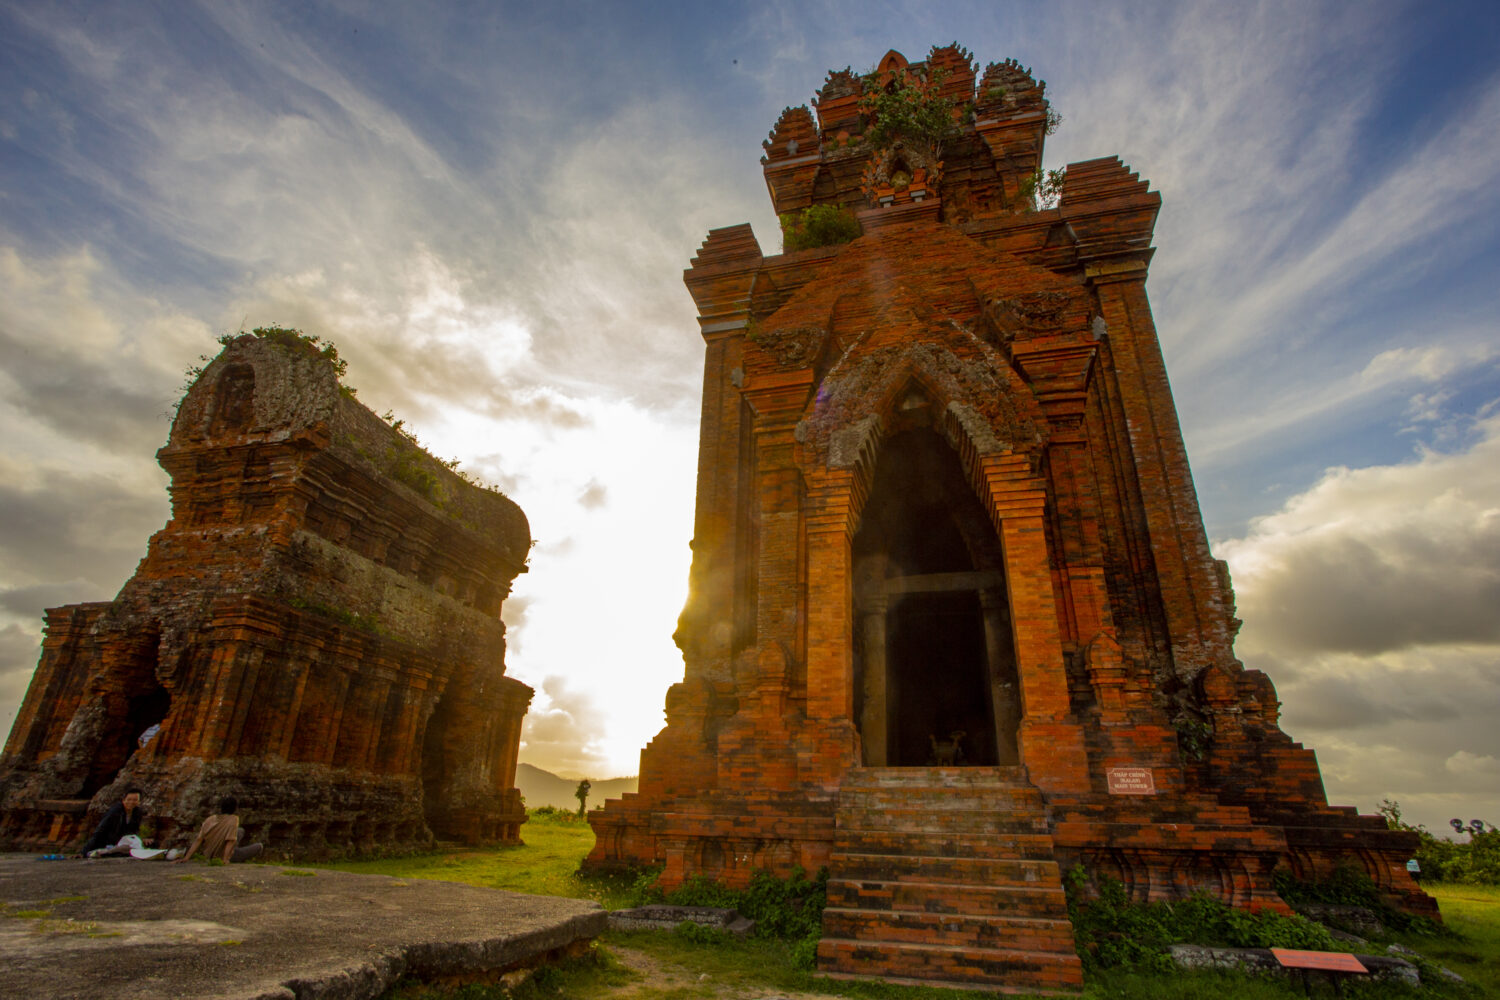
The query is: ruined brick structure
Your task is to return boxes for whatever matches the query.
[0,333,533,857]
[586,46,1434,991]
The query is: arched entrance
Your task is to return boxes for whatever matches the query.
[82,628,171,797]
[852,426,1021,766]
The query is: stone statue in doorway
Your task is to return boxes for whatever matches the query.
[928,731,966,766]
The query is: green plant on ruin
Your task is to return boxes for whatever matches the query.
[779,204,862,252]
[375,409,510,503]
[1018,167,1067,211]
[1173,714,1214,763]
[1064,866,1340,973]
[180,324,353,399]
[245,325,348,380]
[1272,858,1444,935]
[858,66,964,160]
[376,412,444,501]
[287,595,383,636]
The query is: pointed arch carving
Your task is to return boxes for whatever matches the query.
[795,339,1045,506]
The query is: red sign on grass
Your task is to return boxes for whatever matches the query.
[1271,949,1367,973]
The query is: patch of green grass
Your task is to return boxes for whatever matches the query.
[307,811,631,908]
[1395,882,1500,994]
[381,946,637,1000]
[280,868,316,877]
[1081,967,1407,999]
[0,900,86,921]
[30,917,102,936]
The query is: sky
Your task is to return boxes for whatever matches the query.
[1,0,1496,837]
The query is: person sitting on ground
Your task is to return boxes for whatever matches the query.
[81,788,145,855]
[172,796,264,864]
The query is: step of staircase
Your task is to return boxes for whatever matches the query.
[842,765,1030,787]
[834,828,1059,859]
[817,938,1084,992]
[822,907,1076,952]
[832,851,1059,885]
[817,767,1083,993]
[836,807,1053,835]
[827,877,1068,918]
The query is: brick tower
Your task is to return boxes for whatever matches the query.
[0,333,533,857]
[586,45,1432,991]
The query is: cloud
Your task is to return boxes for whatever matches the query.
[1446,751,1500,782]
[0,245,211,451]
[519,676,612,778]
[0,465,164,609]
[1267,649,1498,736]
[1222,413,1500,656]
[577,480,608,510]
[0,624,42,739]
[0,580,113,620]
[1222,415,1500,832]
[500,595,533,654]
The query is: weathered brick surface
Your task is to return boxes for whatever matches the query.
[587,43,1434,990]
[0,335,533,856]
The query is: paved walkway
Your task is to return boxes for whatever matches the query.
[0,853,606,1000]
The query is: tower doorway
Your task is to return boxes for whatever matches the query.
[852,425,1021,766]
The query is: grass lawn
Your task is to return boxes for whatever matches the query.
[306,810,636,908]
[309,814,1497,998]
[1408,883,1500,993]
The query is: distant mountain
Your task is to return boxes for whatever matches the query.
[515,762,637,811]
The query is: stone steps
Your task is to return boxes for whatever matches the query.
[818,938,1084,992]
[834,828,1059,859]
[817,767,1083,992]
[838,787,1051,812]
[836,807,1051,835]
[841,765,1029,787]
[828,877,1069,918]
[823,907,1076,952]
[832,851,1060,885]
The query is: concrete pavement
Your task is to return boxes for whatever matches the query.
[0,853,605,1000]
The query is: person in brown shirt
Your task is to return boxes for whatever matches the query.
[172,796,264,863]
